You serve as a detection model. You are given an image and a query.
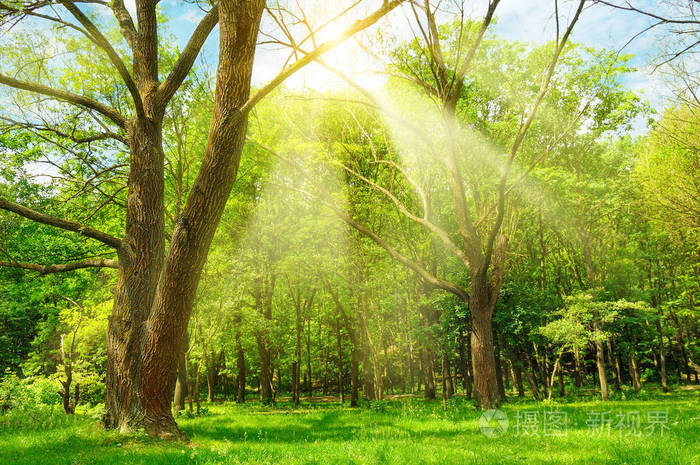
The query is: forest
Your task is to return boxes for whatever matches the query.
[0,1,698,464]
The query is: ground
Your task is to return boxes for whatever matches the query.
[2,388,698,465]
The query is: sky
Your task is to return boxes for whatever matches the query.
[0,1,682,130]
[150,0,673,119]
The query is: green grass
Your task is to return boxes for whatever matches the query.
[1,388,698,465]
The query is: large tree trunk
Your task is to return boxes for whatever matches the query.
[468,274,500,409]
[103,115,166,435]
[104,1,265,438]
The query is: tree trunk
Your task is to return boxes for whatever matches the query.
[257,336,274,405]
[102,0,265,438]
[206,350,215,402]
[443,354,454,399]
[494,336,506,400]
[592,312,610,401]
[630,353,642,393]
[173,340,188,413]
[421,348,436,400]
[468,277,500,409]
[512,362,524,397]
[525,353,541,401]
[236,341,246,403]
[573,346,583,388]
[350,347,359,407]
[306,318,313,397]
[336,320,344,402]
[606,339,621,391]
[655,316,669,392]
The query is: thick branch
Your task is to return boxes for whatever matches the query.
[110,0,137,47]
[483,0,585,267]
[59,0,145,120]
[0,73,126,128]
[0,258,119,274]
[157,4,219,108]
[0,198,123,249]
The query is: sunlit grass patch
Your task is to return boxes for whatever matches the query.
[1,390,698,465]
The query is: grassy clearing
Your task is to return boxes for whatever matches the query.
[1,388,698,465]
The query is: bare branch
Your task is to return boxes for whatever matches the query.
[0,73,126,128]
[240,0,404,115]
[250,138,469,302]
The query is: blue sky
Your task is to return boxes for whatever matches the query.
[151,1,670,116]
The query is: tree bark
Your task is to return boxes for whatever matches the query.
[173,340,188,413]
[469,275,500,409]
[655,316,669,392]
[592,312,610,401]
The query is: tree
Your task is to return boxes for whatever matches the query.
[0,0,403,437]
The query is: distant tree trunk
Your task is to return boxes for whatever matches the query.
[443,354,454,399]
[206,350,215,402]
[457,324,469,395]
[193,359,202,415]
[350,347,359,406]
[336,319,344,402]
[306,318,313,397]
[173,338,188,413]
[629,353,642,393]
[655,316,669,392]
[525,353,541,401]
[511,361,524,397]
[592,312,610,401]
[573,346,584,387]
[558,366,565,397]
[494,336,506,400]
[465,327,473,398]
[606,339,621,391]
[236,343,246,403]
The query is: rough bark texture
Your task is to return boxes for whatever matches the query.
[173,342,188,413]
[101,0,265,438]
[469,274,500,409]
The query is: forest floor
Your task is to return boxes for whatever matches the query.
[1,387,698,465]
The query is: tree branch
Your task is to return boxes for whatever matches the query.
[110,0,137,48]
[157,4,219,108]
[240,0,404,115]
[0,73,126,128]
[58,0,145,120]
[250,138,469,302]
[0,198,123,249]
[0,258,119,274]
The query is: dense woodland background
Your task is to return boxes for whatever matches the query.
[0,0,697,431]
